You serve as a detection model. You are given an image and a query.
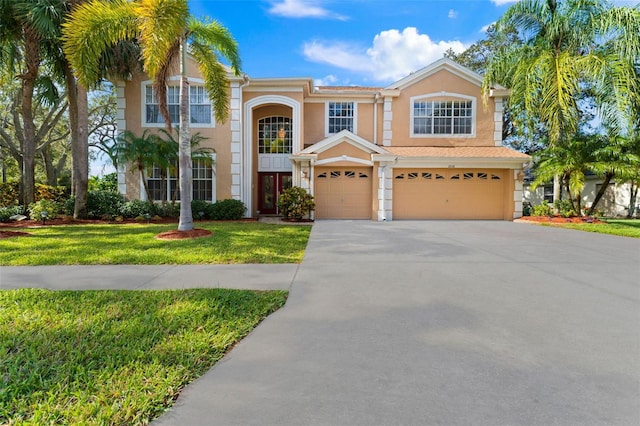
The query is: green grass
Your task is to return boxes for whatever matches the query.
[0,288,287,425]
[0,222,311,265]
[550,219,640,238]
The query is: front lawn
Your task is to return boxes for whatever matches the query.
[0,288,287,425]
[550,219,640,238]
[0,222,311,265]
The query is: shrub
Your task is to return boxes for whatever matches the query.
[210,199,246,220]
[554,199,576,218]
[0,182,19,207]
[65,191,124,219]
[191,200,213,220]
[156,202,180,218]
[0,205,24,222]
[35,184,68,203]
[277,187,314,220]
[28,199,62,220]
[88,173,118,192]
[119,200,156,218]
[532,200,554,217]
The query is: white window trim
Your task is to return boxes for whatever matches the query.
[410,92,476,138]
[325,101,358,137]
[140,153,217,202]
[141,77,215,128]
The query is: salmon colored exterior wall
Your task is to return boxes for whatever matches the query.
[119,58,527,220]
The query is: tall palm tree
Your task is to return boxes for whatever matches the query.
[483,0,640,201]
[62,0,241,231]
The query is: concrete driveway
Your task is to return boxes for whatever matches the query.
[154,220,640,426]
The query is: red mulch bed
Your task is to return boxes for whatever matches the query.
[0,230,32,239]
[155,228,212,240]
[519,215,603,224]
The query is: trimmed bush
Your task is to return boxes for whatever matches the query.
[156,202,180,218]
[277,187,314,220]
[210,199,246,220]
[119,200,156,218]
[0,205,25,222]
[65,191,125,219]
[28,199,62,220]
[532,200,554,217]
[191,200,213,220]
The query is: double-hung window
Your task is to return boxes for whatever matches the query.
[143,83,213,127]
[327,102,356,135]
[412,95,474,136]
[146,155,215,202]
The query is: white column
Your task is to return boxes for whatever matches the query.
[494,98,504,147]
[115,81,127,195]
[513,169,524,218]
[382,97,393,147]
[230,81,242,202]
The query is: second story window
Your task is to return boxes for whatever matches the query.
[258,116,292,154]
[412,98,474,136]
[144,84,213,127]
[327,102,356,134]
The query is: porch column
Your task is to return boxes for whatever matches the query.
[230,81,242,204]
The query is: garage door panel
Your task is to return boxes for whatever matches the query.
[393,169,505,220]
[315,167,372,219]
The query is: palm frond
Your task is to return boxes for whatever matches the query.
[62,0,138,87]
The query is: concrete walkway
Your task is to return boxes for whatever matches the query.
[2,221,639,425]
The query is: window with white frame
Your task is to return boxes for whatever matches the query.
[146,156,215,202]
[258,116,292,154]
[412,96,474,136]
[144,84,213,126]
[327,102,356,134]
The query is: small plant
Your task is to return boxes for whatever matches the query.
[28,199,62,220]
[210,199,246,220]
[0,182,20,207]
[531,200,554,217]
[0,205,24,222]
[277,187,314,220]
[554,199,576,218]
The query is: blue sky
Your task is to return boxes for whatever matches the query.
[189,0,521,86]
[190,0,637,87]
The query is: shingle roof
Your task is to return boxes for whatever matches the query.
[384,146,531,159]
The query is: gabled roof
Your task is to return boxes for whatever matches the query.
[297,130,389,155]
[385,57,506,91]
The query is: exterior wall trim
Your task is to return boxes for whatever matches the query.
[243,94,301,216]
[315,156,373,166]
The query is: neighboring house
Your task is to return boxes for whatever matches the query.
[524,177,639,217]
[116,57,531,220]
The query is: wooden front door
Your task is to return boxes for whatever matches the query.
[258,172,292,215]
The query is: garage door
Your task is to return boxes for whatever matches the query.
[315,167,372,219]
[393,169,505,219]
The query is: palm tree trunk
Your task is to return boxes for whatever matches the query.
[74,84,89,218]
[21,28,40,207]
[587,172,614,216]
[177,38,193,231]
[628,181,638,218]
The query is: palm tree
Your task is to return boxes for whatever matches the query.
[483,0,640,201]
[115,129,160,204]
[62,0,241,231]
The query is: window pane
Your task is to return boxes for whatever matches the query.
[328,102,354,133]
[190,105,211,124]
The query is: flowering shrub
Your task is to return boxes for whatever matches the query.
[277,187,314,220]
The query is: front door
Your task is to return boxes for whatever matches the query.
[258,172,292,214]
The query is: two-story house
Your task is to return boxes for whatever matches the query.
[116,57,530,220]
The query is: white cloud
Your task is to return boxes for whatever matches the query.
[268,0,347,20]
[448,9,458,19]
[491,0,520,5]
[480,22,496,33]
[303,27,467,83]
[314,74,339,86]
